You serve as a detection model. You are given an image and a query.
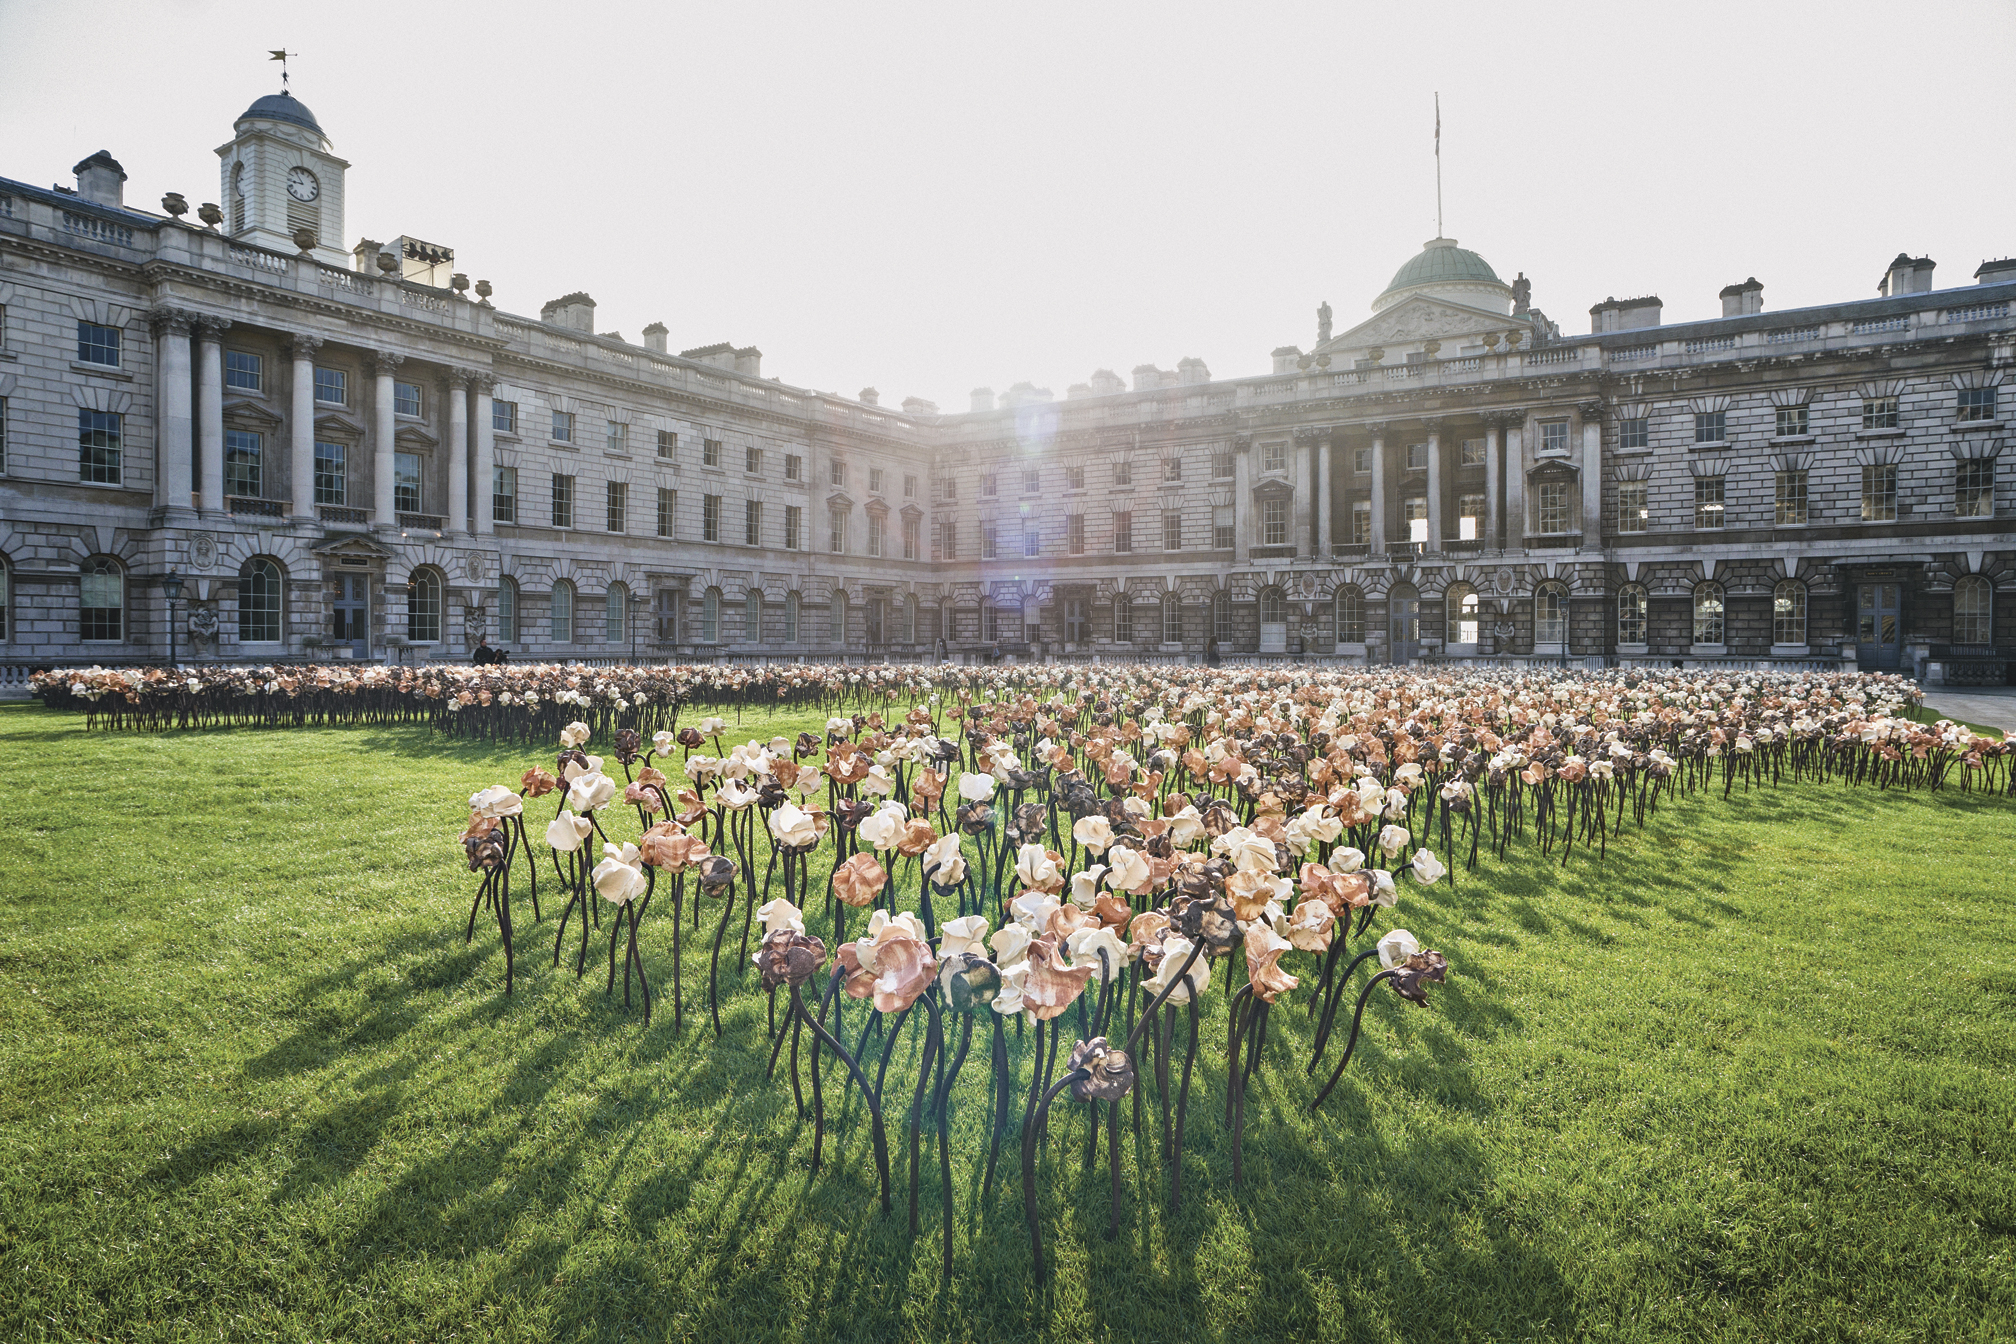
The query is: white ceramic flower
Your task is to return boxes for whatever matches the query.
[1069,865,1108,908]
[1410,848,1447,886]
[1104,844,1152,894]
[592,842,648,903]
[469,784,524,819]
[1377,927,1422,969]
[1142,934,1210,1003]
[1010,890,1061,932]
[921,832,966,886]
[1166,804,1205,846]
[717,780,759,811]
[1015,844,1062,892]
[1368,869,1398,907]
[857,805,905,851]
[860,763,896,796]
[1072,814,1115,853]
[756,897,806,936]
[1377,824,1411,859]
[652,730,676,755]
[990,924,1032,969]
[546,812,594,853]
[1329,846,1366,874]
[560,720,591,749]
[561,753,605,783]
[567,771,617,812]
[1215,825,1278,873]
[937,914,991,960]
[1065,924,1129,980]
[992,963,1030,1017]
[768,803,819,848]
[958,771,997,802]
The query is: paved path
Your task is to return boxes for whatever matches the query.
[1920,685,2016,737]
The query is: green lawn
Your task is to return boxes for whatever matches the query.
[0,701,2011,1343]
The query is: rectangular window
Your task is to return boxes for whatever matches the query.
[79,409,121,483]
[1542,420,1571,454]
[703,493,722,542]
[1213,504,1235,550]
[1619,417,1649,450]
[1065,597,1088,644]
[1354,446,1372,474]
[904,514,920,560]
[939,520,957,559]
[225,350,263,392]
[1457,493,1485,539]
[1065,464,1085,491]
[76,321,120,367]
[314,441,347,505]
[1351,500,1371,546]
[394,453,423,514]
[868,512,884,557]
[1460,438,1487,466]
[493,466,517,523]
[551,409,574,443]
[494,400,519,434]
[1113,600,1133,644]
[1616,481,1648,533]
[785,504,803,550]
[703,438,723,467]
[1693,411,1726,443]
[1694,476,1725,529]
[1114,459,1134,486]
[607,480,627,533]
[828,505,846,553]
[786,453,803,481]
[981,522,997,560]
[1113,510,1133,552]
[1163,598,1182,645]
[1260,443,1285,473]
[1405,442,1428,471]
[1540,480,1573,533]
[315,367,347,405]
[1861,464,1898,521]
[657,487,676,538]
[941,475,957,501]
[1023,526,1039,558]
[1775,470,1808,525]
[904,472,917,497]
[1163,511,1182,551]
[656,429,677,458]
[829,458,844,486]
[869,466,883,493]
[498,580,517,643]
[1067,514,1085,555]
[1162,456,1181,483]
[1403,496,1427,544]
[224,429,262,497]
[1212,449,1234,478]
[746,498,762,546]
[739,445,758,475]
[1775,405,1810,437]
[1262,498,1287,547]
[981,472,998,498]
[1022,467,1041,494]
[551,473,574,528]
[1863,397,1899,430]
[394,382,422,418]
[80,564,122,642]
[1959,386,1998,422]
[1956,460,1994,518]
[607,421,627,453]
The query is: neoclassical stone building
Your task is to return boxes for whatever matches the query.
[2,90,2011,682]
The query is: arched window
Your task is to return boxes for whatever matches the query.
[550,579,575,643]
[784,590,801,643]
[406,568,443,643]
[1693,581,1725,645]
[1335,586,1364,643]
[80,556,123,642]
[1212,591,1232,643]
[238,558,283,643]
[830,589,847,645]
[1617,583,1648,645]
[497,576,518,642]
[1445,582,1479,645]
[701,587,721,643]
[606,581,628,644]
[744,588,763,644]
[1259,587,1287,624]
[982,600,999,642]
[1954,574,1993,645]
[1773,579,1807,646]
[1113,598,1134,644]
[1162,594,1182,644]
[1535,582,1568,645]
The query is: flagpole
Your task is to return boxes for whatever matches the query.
[1434,92,1443,238]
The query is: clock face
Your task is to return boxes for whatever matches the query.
[286,167,319,202]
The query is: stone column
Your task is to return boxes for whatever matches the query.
[1367,423,1388,555]
[1314,431,1332,559]
[1483,416,1503,552]
[150,308,194,514]
[1424,417,1444,553]
[370,352,403,527]
[446,371,471,534]
[1292,430,1314,556]
[1232,434,1253,563]
[1579,400,1605,550]
[1505,416,1527,549]
[472,374,496,535]
[195,318,229,514]
[288,336,322,522]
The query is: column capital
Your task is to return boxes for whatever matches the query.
[473,372,498,394]
[192,315,232,341]
[1293,425,1333,445]
[1577,400,1606,422]
[1363,420,1388,437]
[1418,415,1445,432]
[446,367,478,390]
[1482,409,1522,430]
[148,305,196,337]
[367,350,406,375]
[286,333,325,359]
[1232,433,1252,452]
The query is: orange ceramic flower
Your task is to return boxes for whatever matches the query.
[832,852,888,907]
[1021,932,1094,1020]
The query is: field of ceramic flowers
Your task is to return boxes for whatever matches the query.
[445,667,2010,1282]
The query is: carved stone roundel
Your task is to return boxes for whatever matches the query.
[1494,567,1515,594]
[464,554,488,583]
[191,532,218,570]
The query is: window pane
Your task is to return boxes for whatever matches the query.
[394,382,422,417]
[1618,586,1647,644]
[79,410,121,483]
[315,367,346,404]
[315,441,347,505]
[238,560,282,642]
[498,579,517,641]
[394,453,423,513]
[224,429,262,497]
[493,466,517,522]
[1773,581,1806,645]
[551,582,574,641]
[77,321,120,366]
[225,350,263,392]
[80,558,123,641]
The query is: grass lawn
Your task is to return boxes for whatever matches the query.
[0,700,2011,1344]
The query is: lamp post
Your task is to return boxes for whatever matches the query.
[163,571,184,667]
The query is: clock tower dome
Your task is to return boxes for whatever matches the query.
[215,89,350,265]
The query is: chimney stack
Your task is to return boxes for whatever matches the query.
[858,387,880,406]
[540,292,597,331]
[970,387,995,413]
[1878,254,1935,297]
[1974,258,2016,286]
[72,151,126,207]
[901,397,939,418]
[1719,277,1764,317]
[642,322,668,353]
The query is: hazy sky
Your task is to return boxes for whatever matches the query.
[5,0,2013,409]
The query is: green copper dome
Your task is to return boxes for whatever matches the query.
[1380,238,1502,297]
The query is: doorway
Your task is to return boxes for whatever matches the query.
[1857,583,1902,670]
[1389,583,1420,663]
[332,572,369,657]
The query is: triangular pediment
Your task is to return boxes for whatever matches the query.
[394,424,439,448]
[311,533,396,558]
[222,398,284,427]
[315,411,366,436]
[1320,295,1517,355]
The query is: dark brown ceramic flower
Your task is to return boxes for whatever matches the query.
[697,854,738,894]
[755,929,827,990]
[1389,949,1448,1005]
[613,728,642,765]
[1067,1037,1136,1102]
[834,798,876,832]
[465,828,508,873]
[1170,890,1241,957]
[677,726,706,750]
[938,953,1002,1013]
[955,801,993,835]
[520,767,558,798]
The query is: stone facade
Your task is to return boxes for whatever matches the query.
[1,97,2012,679]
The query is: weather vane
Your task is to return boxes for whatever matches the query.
[269,49,298,88]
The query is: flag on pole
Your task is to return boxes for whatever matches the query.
[270,49,296,87]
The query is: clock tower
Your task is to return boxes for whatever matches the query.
[215,88,350,265]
